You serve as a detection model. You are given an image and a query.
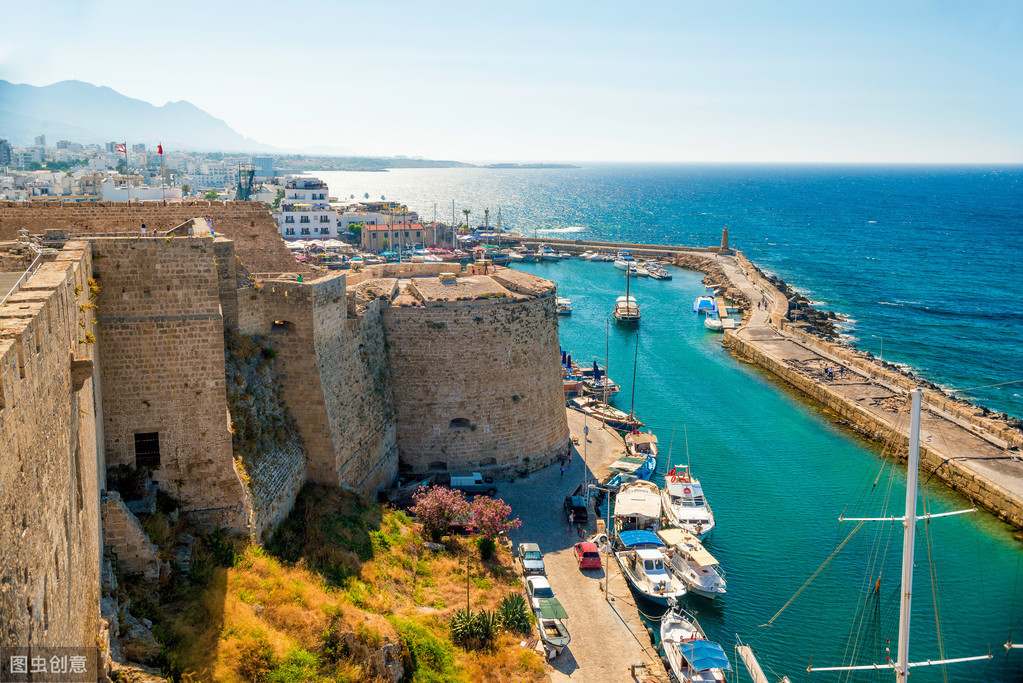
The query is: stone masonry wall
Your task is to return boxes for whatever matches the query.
[237,275,398,496]
[722,333,1023,527]
[0,200,307,275]
[90,237,247,533]
[383,294,570,475]
[0,242,102,652]
[100,492,160,581]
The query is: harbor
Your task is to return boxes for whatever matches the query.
[508,249,1023,681]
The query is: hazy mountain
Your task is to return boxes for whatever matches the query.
[0,79,274,152]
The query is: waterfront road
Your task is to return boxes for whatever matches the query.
[503,409,667,682]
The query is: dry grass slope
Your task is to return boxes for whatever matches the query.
[145,486,544,683]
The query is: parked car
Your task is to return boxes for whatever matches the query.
[563,495,589,523]
[525,575,556,613]
[449,472,497,497]
[574,541,602,569]
[517,542,546,575]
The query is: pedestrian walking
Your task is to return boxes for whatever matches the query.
[568,511,574,533]
[567,452,572,465]
[560,463,565,477]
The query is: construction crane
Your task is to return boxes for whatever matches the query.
[234,164,256,201]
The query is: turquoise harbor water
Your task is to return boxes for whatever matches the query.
[315,165,1023,419]
[310,165,1023,678]
[517,259,1022,681]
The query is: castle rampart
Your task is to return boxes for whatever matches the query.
[90,237,248,532]
[0,242,101,653]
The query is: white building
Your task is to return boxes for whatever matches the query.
[100,179,183,202]
[276,178,337,239]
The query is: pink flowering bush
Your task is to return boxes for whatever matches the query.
[410,485,470,541]
[469,496,521,541]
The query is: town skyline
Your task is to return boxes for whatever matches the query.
[1,1,1022,163]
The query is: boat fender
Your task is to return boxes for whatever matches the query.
[647,627,656,645]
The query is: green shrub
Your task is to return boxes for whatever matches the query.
[449,608,498,652]
[390,617,459,682]
[477,537,496,560]
[267,648,322,683]
[496,593,530,635]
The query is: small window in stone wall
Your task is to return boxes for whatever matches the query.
[134,432,161,469]
[448,418,471,430]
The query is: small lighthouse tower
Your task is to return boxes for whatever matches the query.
[721,227,729,251]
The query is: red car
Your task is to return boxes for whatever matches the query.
[574,541,602,569]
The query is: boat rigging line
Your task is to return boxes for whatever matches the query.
[759,520,866,628]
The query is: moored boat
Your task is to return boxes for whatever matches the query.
[613,480,661,533]
[662,467,716,540]
[657,527,726,600]
[568,396,643,432]
[659,600,731,682]
[613,249,636,270]
[557,297,572,315]
[693,295,717,315]
[613,530,687,605]
[704,314,723,331]
[536,598,571,656]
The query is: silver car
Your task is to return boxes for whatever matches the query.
[517,542,546,575]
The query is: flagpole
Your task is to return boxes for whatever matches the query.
[160,143,165,202]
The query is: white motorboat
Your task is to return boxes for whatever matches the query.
[648,265,672,280]
[613,249,637,270]
[557,297,572,315]
[635,264,650,277]
[659,600,731,682]
[693,295,717,315]
[536,598,570,656]
[662,467,716,540]
[657,528,726,600]
[614,531,686,606]
[579,250,596,260]
[704,315,723,332]
[614,480,661,534]
[537,244,561,261]
[557,251,572,259]
[586,251,604,261]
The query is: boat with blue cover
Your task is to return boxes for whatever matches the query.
[659,599,731,683]
[612,530,686,606]
[693,295,717,315]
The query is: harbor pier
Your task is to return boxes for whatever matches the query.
[521,236,1023,529]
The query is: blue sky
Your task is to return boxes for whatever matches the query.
[1,0,1021,162]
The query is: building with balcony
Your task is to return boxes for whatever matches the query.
[276,177,338,239]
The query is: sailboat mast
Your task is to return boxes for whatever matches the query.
[629,329,639,419]
[896,388,922,682]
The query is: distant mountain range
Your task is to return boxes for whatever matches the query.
[0,79,273,152]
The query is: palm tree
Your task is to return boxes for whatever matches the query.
[462,208,471,234]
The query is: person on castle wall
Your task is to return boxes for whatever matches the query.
[140,220,146,237]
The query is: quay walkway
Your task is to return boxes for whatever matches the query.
[502,409,667,683]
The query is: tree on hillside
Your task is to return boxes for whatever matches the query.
[468,496,520,559]
[410,486,470,541]
[180,184,190,195]
[204,190,219,200]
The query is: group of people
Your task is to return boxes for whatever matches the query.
[824,364,844,380]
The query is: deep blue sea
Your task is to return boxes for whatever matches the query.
[316,164,1023,419]
[313,166,1023,679]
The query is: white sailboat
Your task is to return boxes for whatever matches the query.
[796,389,992,680]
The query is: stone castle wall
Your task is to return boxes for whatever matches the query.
[383,292,570,475]
[0,243,102,652]
[0,200,305,275]
[237,275,398,497]
[90,237,247,532]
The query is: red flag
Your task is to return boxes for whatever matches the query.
[157,143,163,155]
[115,143,126,153]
